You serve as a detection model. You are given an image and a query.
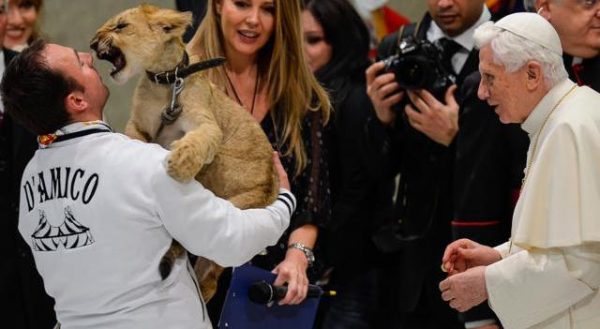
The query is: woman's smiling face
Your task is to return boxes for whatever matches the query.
[216,0,275,59]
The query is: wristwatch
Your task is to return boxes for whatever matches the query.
[288,243,315,267]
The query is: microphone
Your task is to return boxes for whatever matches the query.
[248,280,335,304]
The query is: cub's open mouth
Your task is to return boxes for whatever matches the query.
[94,46,126,77]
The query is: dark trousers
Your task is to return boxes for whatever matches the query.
[317,268,380,329]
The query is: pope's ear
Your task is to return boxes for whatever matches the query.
[525,61,543,90]
[64,91,88,116]
[536,0,551,20]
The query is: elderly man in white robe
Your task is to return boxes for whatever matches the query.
[438,12,600,329]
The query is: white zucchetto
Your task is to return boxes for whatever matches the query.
[495,12,562,55]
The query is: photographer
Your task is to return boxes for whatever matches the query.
[365,1,527,328]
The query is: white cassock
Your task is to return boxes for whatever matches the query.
[484,79,600,329]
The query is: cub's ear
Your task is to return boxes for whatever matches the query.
[144,5,193,36]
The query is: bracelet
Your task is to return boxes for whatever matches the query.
[287,243,315,267]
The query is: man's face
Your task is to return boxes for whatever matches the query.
[543,0,600,58]
[477,45,530,124]
[0,1,7,45]
[427,0,484,37]
[44,43,109,115]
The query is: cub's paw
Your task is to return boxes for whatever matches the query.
[167,141,203,182]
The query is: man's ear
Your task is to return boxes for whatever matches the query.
[536,0,551,20]
[64,91,88,117]
[525,61,543,91]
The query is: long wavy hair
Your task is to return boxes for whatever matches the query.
[187,0,331,176]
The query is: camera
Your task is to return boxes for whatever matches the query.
[382,35,456,101]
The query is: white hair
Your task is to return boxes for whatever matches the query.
[474,21,567,87]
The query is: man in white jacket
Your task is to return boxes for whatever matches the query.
[439,13,600,329]
[0,39,296,329]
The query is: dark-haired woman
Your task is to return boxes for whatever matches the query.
[302,1,395,328]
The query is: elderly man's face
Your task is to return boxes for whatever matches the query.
[477,46,530,124]
[542,0,600,58]
[427,0,485,37]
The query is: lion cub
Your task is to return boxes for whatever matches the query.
[91,5,278,301]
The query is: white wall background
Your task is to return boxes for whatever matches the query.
[389,0,427,21]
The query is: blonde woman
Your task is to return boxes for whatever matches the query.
[187,0,332,310]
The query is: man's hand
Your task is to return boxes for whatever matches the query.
[273,151,290,190]
[271,248,309,305]
[439,266,488,312]
[366,61,404,125]
[405,85,459,146]
[442,238,502,275]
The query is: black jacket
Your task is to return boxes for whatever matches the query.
[564,54,600,91]
[322,78,395,272]
[0,49,56,328]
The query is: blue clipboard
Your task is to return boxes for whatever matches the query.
[218,263,321,329]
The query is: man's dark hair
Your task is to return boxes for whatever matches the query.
[1,39,83,135]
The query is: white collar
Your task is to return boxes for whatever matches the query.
[427,5,491,52]
[521,79,577,136]
[56,121,112,135]
[39,121,113,148]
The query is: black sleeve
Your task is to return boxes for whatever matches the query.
[329,84,390,231]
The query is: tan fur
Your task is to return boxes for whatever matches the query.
[91,5,278,301]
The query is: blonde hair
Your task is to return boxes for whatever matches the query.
[187,0,331,176]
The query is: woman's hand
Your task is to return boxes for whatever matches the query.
[271,248,309,305]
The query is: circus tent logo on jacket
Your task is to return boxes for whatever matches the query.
[32,206,95,251]
[21,166,99,251]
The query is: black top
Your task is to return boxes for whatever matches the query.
[251,110,331,280]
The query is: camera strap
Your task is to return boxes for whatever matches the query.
[395,23,417,49]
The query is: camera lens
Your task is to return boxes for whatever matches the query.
[393,57,436,90]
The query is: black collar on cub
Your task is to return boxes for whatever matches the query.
[146,52,226,85]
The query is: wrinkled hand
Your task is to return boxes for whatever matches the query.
[442,238,502,275]
[271,248,309,305]
[439,266,488,312]
[272,152,289,190]
[405,85,459,146]
[366,61,404,126]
